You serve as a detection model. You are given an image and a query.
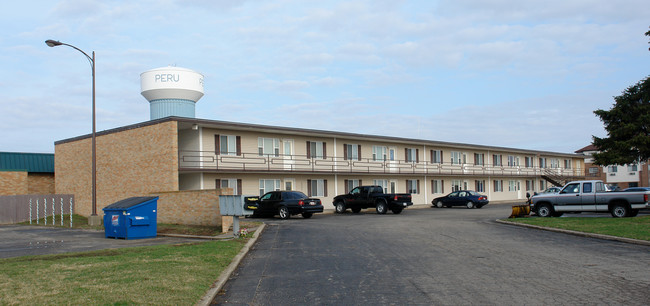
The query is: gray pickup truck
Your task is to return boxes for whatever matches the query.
[531,180,650,218]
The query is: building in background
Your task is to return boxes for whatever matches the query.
[53,66,585,219]
[0,152,55,195]
[575,144,649,189]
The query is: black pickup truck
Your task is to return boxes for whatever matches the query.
[333,185,413,214]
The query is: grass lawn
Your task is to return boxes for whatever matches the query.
[0,240,246,305]
[1,215,263,304]
[506,215,650,241]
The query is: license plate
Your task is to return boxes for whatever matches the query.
[309,201,315,205]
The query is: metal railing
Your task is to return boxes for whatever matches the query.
[179,150,584,177]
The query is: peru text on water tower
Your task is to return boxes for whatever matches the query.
[140,67,204,120]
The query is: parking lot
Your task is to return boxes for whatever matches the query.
[0,225,206,259]
[214,204,650,305]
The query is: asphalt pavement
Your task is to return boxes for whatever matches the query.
[0,225,207,259]
[213,204,650,305]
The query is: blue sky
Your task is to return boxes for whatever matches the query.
[1,0,648,154]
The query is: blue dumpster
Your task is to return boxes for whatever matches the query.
[103,196,158,239]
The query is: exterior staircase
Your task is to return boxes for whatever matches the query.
[541,168,585,187]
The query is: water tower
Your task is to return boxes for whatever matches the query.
[140,66,204,120]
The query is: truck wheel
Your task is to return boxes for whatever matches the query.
[391,207,403,214]
[610,204,629,218]
[376,201,388,214]
[335,202,346,214]
[536,204,553,217]
[301,212,313,219]
[435,201,444,208]
[351,207,362,213]
[466,201,475,209]
[278,206,290,219]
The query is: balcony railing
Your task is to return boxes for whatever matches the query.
[179,150,583,177]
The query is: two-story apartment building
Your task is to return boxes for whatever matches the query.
[55,116,584,218]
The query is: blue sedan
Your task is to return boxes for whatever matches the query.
[432,190,489,209]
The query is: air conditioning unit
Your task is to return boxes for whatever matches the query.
[609,173,616,176]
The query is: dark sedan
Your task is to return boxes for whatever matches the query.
[248,191,323,219]
[432,190,489,209]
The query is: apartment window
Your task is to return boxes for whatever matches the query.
[307,179,327,197]
[216,135,241,156]
[549,158,560,169]
[258,137,280,157]
[373,179,388,193]
[589,167,599,174]
[405,148,419,163]
[525,156,534,168]
[452,180,462,191]
[508,180,517,192]
[307,141,326,159]
[493,154,502,166]
[474,153,484,166]
[344,144,361,161]
[372,146,387,161]
[431,150,442,164]
[406,179,420,194]
[608,165,618,173]
[539,158,547,168]
[259,179,281,196]
[540,180,547,190]
[564,159,572,169]
[628,164,638,172]
[507,155,518,167]
[493,180,503,192]
[451,151,462,165]
[431,179,443,194]
[217,178,241,195]
[344,179,361,193]
[525,180,534,191]
[475,180,485,192]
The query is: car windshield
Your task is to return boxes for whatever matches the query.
[467,191,479,196]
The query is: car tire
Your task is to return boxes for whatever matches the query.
[301,212,313,219]
[335,202,346,214]
[278,206,290,219]
[610,204,629,218]
[376,201,388,214]
[536,204,553,217]
[351,207,362,213]
[435,201,444,208]
[391,207,403,214]
[466,201,475,209]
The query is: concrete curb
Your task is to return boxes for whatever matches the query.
[196,223,266,306]
[495,219,650,246]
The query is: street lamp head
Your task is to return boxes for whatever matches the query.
[45,39,62,47]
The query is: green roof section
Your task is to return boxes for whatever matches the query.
[0,152,54,173]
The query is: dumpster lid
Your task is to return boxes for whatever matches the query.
[103,196,158,210]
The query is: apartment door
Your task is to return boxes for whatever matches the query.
[283,139,294,170]
[390,180,397,193]
[389,147,397,173]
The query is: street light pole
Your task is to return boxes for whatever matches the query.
[45,39,100,225]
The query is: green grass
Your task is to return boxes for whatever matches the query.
[506,215,650,241]
[0,240,247,305]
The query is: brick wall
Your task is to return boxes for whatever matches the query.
[153,188,232,226]
[27,173,55,194]
[55,121,179,217]
[0,171,28,195]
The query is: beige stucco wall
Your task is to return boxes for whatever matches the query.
[55,121,179,217]
[0,171,28,195]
